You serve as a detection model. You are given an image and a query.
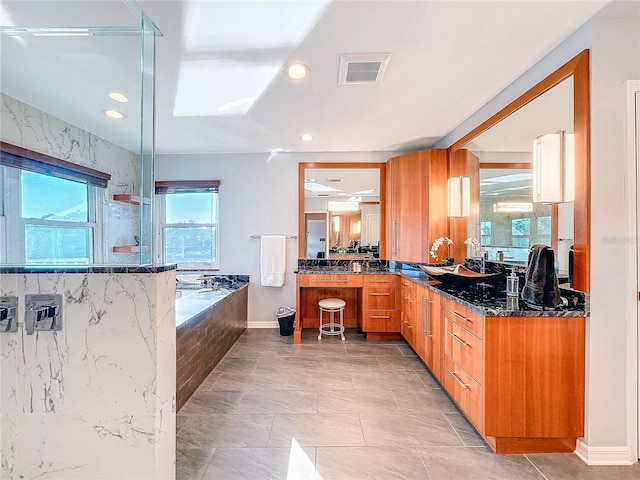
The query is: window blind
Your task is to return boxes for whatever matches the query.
[155,180,220,194]
[0,142,111,188]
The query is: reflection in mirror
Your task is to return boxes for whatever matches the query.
[303,167,380,259]
[459,77,574,278]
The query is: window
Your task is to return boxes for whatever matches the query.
[156,181,220,268]
[2,167,100,264]
[1,142,109,265]
[480,221,492,245]
[511,218,531,247]
[535,215,552,246]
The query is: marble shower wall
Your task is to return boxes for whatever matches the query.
[0,270,176,479]
[0,93,141,264]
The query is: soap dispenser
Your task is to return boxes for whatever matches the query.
[507,269,519,297]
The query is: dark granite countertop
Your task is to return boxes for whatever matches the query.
[0,264,177,274]
[296,259,588,318]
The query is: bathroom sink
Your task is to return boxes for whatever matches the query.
[419,264,500,286]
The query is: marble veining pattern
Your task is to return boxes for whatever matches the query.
[1,93,141,265]
[0,270,176,479]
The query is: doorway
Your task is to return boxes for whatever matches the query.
[305,212,328,259]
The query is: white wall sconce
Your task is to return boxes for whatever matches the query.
[492,202,533,213]
[332,215,340,233]
[447,176,470,217]
[352,220,361,235]
[532,131,575,203]
[328,201,359,212]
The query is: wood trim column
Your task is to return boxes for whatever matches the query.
[449,149,480,262]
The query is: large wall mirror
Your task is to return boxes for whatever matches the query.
[448,50,590,292]
[298,163,386,259]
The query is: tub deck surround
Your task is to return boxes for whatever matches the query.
[176,284,248,411]
[175,275,250,327]
[0,267,177,479]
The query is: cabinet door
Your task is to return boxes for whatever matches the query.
[400,288,417,350]
[387,149,449,263]
[388,152,424,262]
[428,292,444,383]
[415,286,429,361]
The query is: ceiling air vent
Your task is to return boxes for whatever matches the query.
[338,53,391,85]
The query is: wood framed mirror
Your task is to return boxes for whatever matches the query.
[298,162,387,259]
[447,50,589,292]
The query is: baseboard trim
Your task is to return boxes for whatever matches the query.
[247,321,279,329]
[574,440,636,465]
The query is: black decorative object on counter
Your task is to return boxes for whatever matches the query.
[419,264,500,287]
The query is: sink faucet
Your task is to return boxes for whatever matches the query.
[480,251,488,274]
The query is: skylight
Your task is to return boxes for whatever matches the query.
[173,1,330,117]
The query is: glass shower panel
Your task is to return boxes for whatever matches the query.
[0,1,160,266]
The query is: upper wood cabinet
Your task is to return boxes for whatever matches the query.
[386,149,449,263]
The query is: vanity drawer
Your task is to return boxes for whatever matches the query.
[298,274,363,288]
[444,355,484,432]
[362,287,395,310]
[399,278,417,296]
[444,318,484,385]
[363,274,396,287]
[445,299,485,339]
[362,310,396,332]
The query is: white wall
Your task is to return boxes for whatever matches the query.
[155,151,390,326]
[588,16,640,457]
[438,14,640,463]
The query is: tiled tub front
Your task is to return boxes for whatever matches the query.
[176,286,248,410]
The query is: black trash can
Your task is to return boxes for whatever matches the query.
[275,306,296,336]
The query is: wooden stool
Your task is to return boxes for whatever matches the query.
[318,298,346,341]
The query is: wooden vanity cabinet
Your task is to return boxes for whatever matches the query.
[418,285,444,383]
[386,149,449,263]
[440,296,585,454]
[398,277,417,351]
[362,274,396,333]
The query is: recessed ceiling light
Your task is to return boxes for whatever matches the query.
[300,134,313,142]
[286,63,308,79]
[102,109,127,120]
[108,92,128,103]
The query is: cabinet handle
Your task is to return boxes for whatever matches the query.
[311,279,350,283]
[448,310,470,322]
[423,296,432,338]
[447,331,470,347]
[402,296,412,304]
[447,370,469,389]
[392,221,397,256]
[370,315,391,319]
[369,280,390,283]
[407,324,413,330]
[369,292,391,296]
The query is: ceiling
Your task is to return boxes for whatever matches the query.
[303,167,380,200]
[0,0,625,156]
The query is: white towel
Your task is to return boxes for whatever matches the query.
[260,235,286,287]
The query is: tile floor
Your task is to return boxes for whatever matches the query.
[177,329,640,480]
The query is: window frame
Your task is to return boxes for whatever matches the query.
[2,165,104,264]
[511,217,531,248]
[155,188,220,270]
